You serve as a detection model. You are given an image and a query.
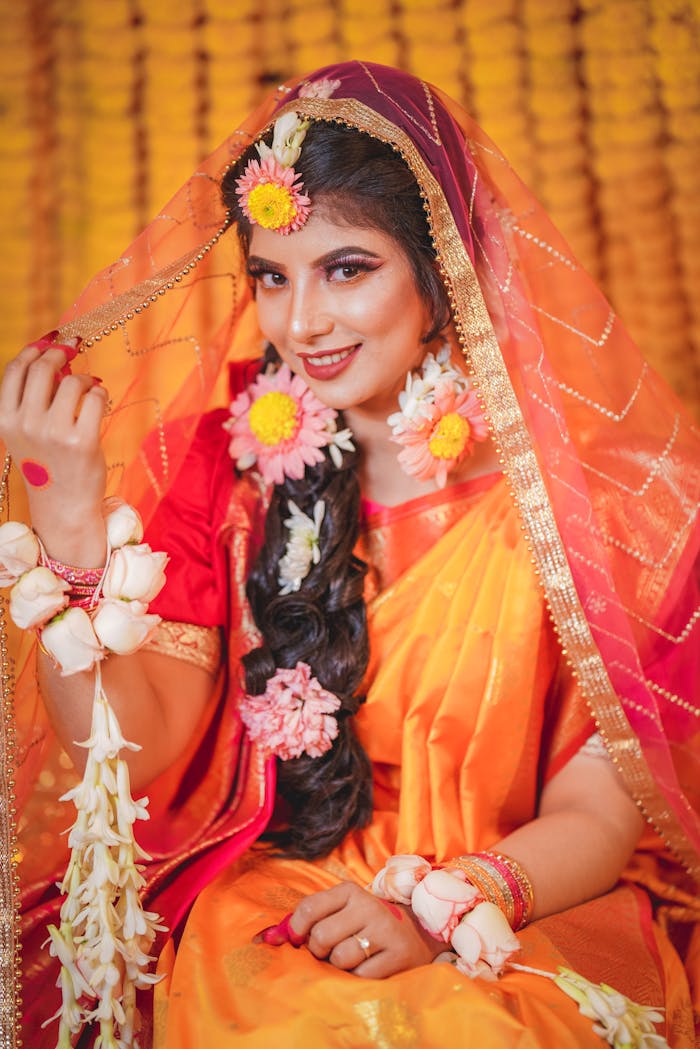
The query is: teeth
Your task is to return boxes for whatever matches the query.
[310,347,355,367]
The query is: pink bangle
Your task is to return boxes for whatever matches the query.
[43,556,104,606]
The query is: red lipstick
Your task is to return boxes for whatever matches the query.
[300,344,360,381]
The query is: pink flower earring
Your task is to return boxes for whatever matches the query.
[388,345,489,487]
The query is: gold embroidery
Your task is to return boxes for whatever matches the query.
[353,999,422,1049]
[143,620,222,674]
[286,95,699,878]
[0,454,20,1047]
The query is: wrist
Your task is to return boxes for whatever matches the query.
[31,512,107,568]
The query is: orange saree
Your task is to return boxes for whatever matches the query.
[153,476,695,1048]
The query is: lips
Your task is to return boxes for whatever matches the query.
[299,344,360,381]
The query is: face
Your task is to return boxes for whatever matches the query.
[247,211,434,419]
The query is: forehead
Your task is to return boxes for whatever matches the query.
[248,211,409,265]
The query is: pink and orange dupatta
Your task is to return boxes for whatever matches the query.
[1,60,698,1043]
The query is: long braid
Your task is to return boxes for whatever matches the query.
[224,121,451,858]
[241,357,372,857]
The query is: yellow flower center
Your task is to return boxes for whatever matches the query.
[249,391,299,446]
[428,412,470,460]
[247,183,297,230]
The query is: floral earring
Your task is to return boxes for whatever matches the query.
[387,345,489,488]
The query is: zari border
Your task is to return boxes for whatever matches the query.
[0,456,20,1048]
[290,95,699,877]
[44,92,697,877]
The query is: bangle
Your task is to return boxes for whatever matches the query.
[369,853,522,979]
[43,557,105,607]
[446,851,534,930]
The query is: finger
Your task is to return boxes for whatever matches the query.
[20,348,77,412]
[307,908,363,960]
[75,384,108,440]
[0,345,44,413]
[328,930,376,971]
[49,374,100,427]
[288,883,354,942]
[350,948,397,979]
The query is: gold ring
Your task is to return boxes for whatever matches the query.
[353,934,371,960]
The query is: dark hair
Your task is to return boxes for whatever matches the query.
[222,123,450,859]
[222,120,451,341]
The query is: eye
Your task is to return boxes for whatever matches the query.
[327,260,376,283]
[253,270,287,289]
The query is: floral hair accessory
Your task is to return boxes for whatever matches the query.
[278,499,325,595]
[235,77,340,235]
[235,155,311,236]
[388,345,489,487]
[239,660,341,761]
[224,363,355,485]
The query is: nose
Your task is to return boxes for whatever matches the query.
[287,281,332,343]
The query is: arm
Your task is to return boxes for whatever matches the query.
[494,746,644,919]
[0,339,218,790]
[287,749,643,978]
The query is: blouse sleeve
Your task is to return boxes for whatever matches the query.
[143,408,234,628]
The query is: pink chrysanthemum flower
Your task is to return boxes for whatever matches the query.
[392,383,489,488]
[235,155,311,235]
[224,364,338,485]
[239,661,341,761]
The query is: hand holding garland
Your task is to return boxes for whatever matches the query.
[0,334,109,567]
[0,498,170,1045]
[0,335,216,790]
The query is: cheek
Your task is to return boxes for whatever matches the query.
[255,296,285,341]
[347,280,423,335]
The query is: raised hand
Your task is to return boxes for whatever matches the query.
[0,334,109,565]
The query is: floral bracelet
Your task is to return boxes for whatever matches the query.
[0,500,167,674]
[0,500,169,1046]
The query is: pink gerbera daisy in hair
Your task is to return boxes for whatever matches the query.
[392,384,489,488]
[224,364,339,486]
[239,661,341,761]
[235,155,311,236]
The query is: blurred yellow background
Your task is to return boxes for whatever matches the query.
[1,0,699,414]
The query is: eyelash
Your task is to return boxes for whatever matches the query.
[247,256,378,289]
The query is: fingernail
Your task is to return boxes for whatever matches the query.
[91,376,103,387]
[52,342,80,363]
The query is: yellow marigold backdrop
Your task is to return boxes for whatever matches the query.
[1,0,699,413]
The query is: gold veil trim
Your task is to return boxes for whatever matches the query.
[46,92,697,876]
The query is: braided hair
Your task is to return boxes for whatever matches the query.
[222,121,450,858]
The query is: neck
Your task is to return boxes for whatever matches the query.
[345,404,502,508]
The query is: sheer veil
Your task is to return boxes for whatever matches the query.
[2,59,699,1037]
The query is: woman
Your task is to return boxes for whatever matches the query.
[1,62,699,1048]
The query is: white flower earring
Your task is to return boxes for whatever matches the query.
[387,344,489,487]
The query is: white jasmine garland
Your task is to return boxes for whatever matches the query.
[509,964,669,1049]
[103,498,144,548]
[102,544,168,604]
[43,665,165,1049]
[278,499,325,595]
[0,500,168,1045]
[9,565,70,629]
[0,519,41,584]
[41,606,105,676]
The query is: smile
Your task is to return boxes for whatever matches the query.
[299,344,360,380]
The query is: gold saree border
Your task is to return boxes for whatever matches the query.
[0,457,20,1047]
[290,95,699,878]
[51,92,698,880]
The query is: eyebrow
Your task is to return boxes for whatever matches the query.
[247,246,382,272]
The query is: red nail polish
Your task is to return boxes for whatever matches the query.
[91,376,103,387]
